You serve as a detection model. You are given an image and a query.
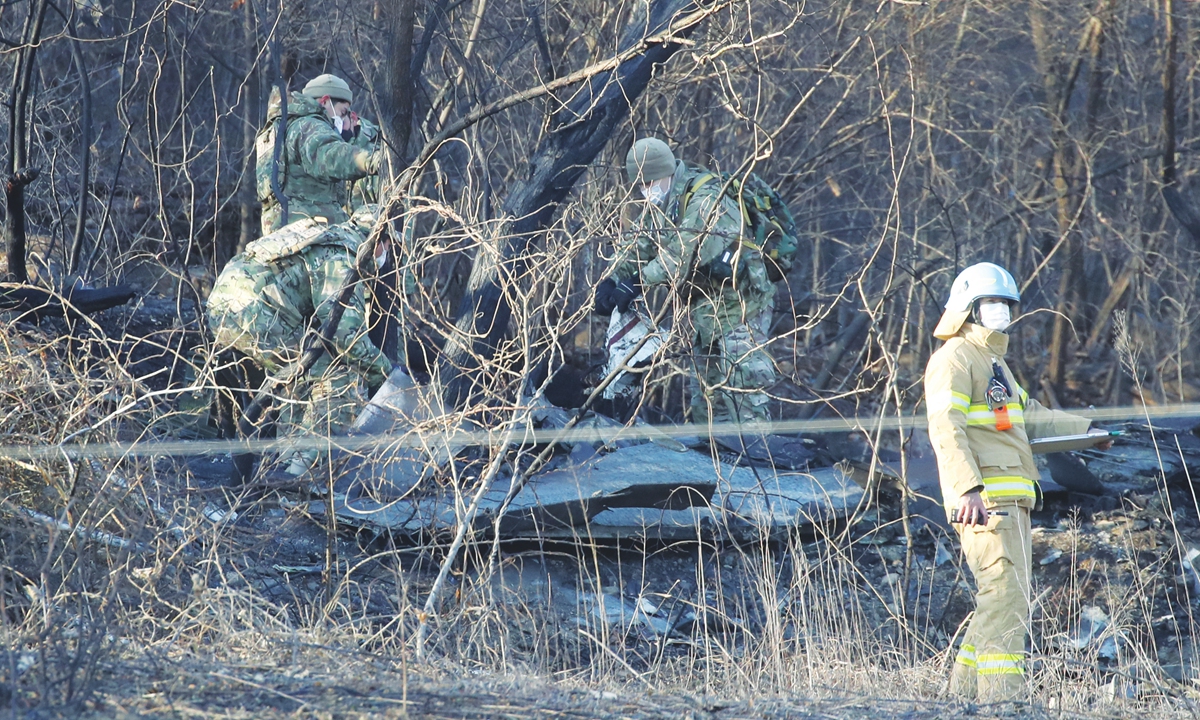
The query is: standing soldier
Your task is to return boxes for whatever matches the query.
[596,137,780,461]
[925,262,1110,702]
[256,73,381,234]
[208,206,394,479]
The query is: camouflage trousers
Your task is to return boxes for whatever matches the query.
[211,320,366,472]
[279,356,366,471]
[688,303,777,426]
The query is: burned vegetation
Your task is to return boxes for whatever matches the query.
[6,0,1200,717]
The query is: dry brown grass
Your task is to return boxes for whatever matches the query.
[4,313,1200,719]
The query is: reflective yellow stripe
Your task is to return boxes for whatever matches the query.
[981,476,1037,500]
[967,403,1023,413]
[976,653,1024,675]
[928,391,970,415]
[978,653,1022,662]
[978,668,1024,676]
[955,643,977,668]
[966,404,1025,426]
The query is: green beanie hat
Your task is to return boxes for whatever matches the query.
[625,138,676,184]
[302,73,353,103]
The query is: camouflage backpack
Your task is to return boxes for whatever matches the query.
[680,171,800,283]
[242,218,360,264]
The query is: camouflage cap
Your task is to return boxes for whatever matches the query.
[302,73,353,103]
[626,138,676,184]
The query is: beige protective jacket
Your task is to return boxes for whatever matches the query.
[925,323,1091,512]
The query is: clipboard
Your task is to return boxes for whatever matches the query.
[1029,430,1122,455]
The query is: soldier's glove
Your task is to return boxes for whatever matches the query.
[594,278,619,316]
[611,278,642,313]
[594,277,642,315]
[356,150,383,175]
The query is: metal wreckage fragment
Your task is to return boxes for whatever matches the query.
[306,363,867,541]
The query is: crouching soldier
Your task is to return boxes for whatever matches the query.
[925,262,1110,702]
[598,137,788,463]
[207,205,394,481]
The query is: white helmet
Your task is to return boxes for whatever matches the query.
[944,262,1020,312]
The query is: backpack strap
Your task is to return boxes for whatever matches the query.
[676,172,719,223]
[678,172,762,245]
[727,176,760,252]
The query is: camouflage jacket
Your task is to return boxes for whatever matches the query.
[256,89,373,233]
[207,218,392,385]
[613,161,776,333]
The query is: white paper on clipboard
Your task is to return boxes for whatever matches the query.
[1029,430,1121,455]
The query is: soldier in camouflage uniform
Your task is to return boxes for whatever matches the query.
[597,138,778,429]
[207,206,394,477]
[256,73,381,234]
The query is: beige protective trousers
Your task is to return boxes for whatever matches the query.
[951,503,1032,702]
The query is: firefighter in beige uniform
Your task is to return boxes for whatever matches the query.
[925,262,1107,702]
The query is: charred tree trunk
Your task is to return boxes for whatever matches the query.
[66,27,92,276]
[5,0,50,283]
[238,0,262,255]
[386,0,416,165]
[1158,0,1200,241]
[0,284,135,319]
[1162,0,1178,187]
[367,0,417,364]
[437,0,705,410]
[409,0,451,147]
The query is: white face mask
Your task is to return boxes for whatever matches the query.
[640,180,669,205]
[333,115,344,133]
[978,301,1012,332]
[375,244,388,268]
